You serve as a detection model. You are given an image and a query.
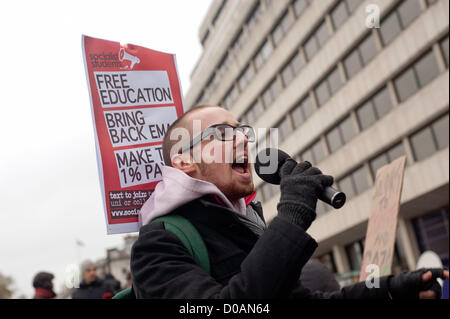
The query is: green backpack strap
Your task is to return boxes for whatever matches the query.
[112,215,210,299]
[153,215,211,275]
[112,287,132,299]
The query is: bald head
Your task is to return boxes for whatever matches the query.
[162,105,219,166]
[162,105,254,202]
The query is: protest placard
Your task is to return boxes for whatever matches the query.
[82,35,184,234]
[359,156,407,281]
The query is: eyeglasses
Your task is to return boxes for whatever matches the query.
[179,124,255,154]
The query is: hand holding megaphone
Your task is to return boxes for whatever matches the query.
[254,148,346,209]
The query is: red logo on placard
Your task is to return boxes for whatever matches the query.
[119,48,140,70]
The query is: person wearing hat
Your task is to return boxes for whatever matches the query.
[71,260,115,299]
[32,271,56,299]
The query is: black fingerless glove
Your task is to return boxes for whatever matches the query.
[277,159,334,231]
[387,268,445,299]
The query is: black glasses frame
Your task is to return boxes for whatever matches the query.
[179,124,255,154]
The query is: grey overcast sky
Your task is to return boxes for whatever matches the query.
[0,0,212,298]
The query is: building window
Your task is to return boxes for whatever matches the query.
[343,33,378,79]
[352,165,370,194]
[394,68,419,103]
[245,100,264,125]
[261,78,282,108]
[432,114,450,149]
[379,10,402,46]
[291,95,314,128]
[281,51,304,87]
[394,50,440,102]
[411,127,438,161]
[201,30,210,47]
[369,142,406,177]
[254,39,273,70]
[326,116,356,153]
[340,116,356,144]
[212,0,226,26]
[326,116,357,154]
[276,116,293,143]
[316,19,330,48]
[205,72,218,98]
[330,0,363,30]
[410,113,449,161]
[387,143,407,164]
[304,33,319,61]
[315,78,331,107]
[328,67,343,94]
[372,86,393,118]
[303,20,330,61]
[415,50,441,87]
[338,174,356,199]
[246,2,263,32]
[231,29,248,56]
[357,100,377,131]
[300,139,325,165]
[217,53,231,79]
[272,10,294,47]
[345,239,365,271]
[326,126,343,153]
[413,207,449,268]
[331,0,350,30]
[346,0,363,13]
[370,153,389,178]
[397,0,422,28]
[314,67,343,106]
[440,36,449,68]
[292,0,310,18]
[238,64,255,92]
[343,48,362,80]
[223,85,239,110]
[337,165,370,200]
[379,0,422,46]
[356,87,393,130]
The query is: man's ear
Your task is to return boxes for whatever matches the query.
[171,153,196,174]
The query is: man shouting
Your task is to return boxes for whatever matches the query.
[130,105,448,299]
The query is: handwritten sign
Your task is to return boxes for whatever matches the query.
[359,156,407,281]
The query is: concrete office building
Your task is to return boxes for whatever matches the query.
[185,0,449,284]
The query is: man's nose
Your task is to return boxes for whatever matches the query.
[234,130,248,148]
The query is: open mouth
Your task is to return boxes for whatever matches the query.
[231,155,250,176]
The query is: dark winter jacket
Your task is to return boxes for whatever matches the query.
[71,279,115,299]
[104,274,122,294]
[131,197,391,299]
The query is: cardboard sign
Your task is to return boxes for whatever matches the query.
[359,156,407,281]
[82,35,184,234]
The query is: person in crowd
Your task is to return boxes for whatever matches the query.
[32,271,56,299]
[104,273,121,294]
[71,260,115,299]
